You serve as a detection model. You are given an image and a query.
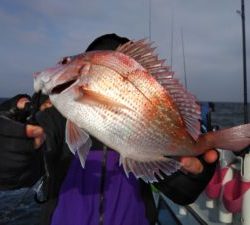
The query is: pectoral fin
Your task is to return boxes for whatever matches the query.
[76,87,133,111]
[119,156,181,183]
[66,120,92,167]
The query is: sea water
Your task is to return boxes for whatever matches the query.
[0,101,249,225]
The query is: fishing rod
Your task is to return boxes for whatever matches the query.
[170,11,174,69]
[148,0,151,41]
[181,28,188,90]
[241,0,248,124]
[237,0,248,124]
[237,0,249,157]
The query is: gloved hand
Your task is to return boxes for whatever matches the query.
[180,149,218,174]
[0,94,32,123]
[0,95,44,190]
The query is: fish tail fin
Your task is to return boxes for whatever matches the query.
[196,124,250,152]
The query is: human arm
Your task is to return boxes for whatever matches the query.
[0,95,44,190]
[153,150,218,205]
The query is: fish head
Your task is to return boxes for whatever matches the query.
[33,53,90,96]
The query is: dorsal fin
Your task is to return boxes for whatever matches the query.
[117,40,201,140]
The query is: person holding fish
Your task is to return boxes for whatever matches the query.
[2,33,248,225]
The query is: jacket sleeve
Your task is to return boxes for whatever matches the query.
[153,157,217,205]
[0,117,44,190]
[0,116,26,137]
[0,96,44,190]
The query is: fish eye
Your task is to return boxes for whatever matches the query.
[60,57,71,65]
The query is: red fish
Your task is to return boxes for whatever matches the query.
[34,40,250,182]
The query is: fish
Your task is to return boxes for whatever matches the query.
[33,39,250,183]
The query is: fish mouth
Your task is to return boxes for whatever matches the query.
[51,79,78,94]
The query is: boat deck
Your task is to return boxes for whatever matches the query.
[158,193,242,225]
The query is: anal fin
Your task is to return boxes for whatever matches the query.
[120,156,181,183]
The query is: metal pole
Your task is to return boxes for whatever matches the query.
[241,0,248,123]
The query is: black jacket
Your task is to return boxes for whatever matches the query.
[0,96,216,225]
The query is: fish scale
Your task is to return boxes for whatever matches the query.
[89,105,166,159]
[90,104,165,156]
[59,57,188,158]
[96,62,184,137]
[92,64,176,131]
[86,64,174,152]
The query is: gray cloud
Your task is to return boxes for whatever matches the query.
[0,0,249,102]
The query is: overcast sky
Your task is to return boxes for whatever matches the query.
[0,0,249,102]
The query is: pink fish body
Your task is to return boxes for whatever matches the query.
[34,40,250,182]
